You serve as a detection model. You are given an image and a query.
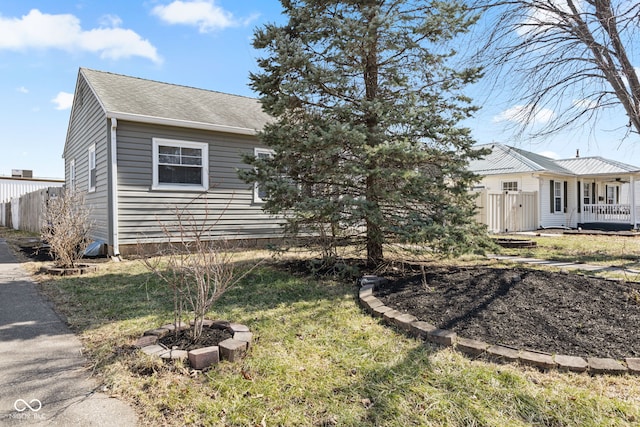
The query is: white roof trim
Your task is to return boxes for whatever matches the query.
[107,111,260,136]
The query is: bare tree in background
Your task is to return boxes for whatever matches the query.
[472,0,640,138]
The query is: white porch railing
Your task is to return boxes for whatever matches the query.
[582,204,632,223]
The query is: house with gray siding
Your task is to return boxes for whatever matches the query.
[63,68,282,256]
[469,143,640,232]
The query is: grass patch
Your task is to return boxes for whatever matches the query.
[34,251,640,426]
[496,233,640,280]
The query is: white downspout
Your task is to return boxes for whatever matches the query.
[631,175,637,230]
[110,118,120,257]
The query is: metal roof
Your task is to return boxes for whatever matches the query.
[469,143,640,177]
[468,143,573,176]
[554,156,640,175]
[80,68,271,133]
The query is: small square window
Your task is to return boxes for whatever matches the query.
[502,181,518,192]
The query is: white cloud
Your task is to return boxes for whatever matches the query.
[518,0,583,37]
[51,92,74,110]
[0,9,161,63]
[152,1,254,33]
[493,104,555,125]
[16,86,29,94]
[99,14,123,28]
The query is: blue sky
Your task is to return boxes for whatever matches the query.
[1,0,638,179]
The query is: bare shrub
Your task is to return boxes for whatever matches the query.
[140,195,262,342]
[41,189,93,268]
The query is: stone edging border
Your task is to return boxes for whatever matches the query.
[359,275,640,375]
[132,320,253,370]
[41,264,99,276]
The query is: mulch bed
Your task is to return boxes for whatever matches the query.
[375,266,640,359]
[159,327,232,352]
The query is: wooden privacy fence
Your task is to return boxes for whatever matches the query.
[474,190,538,233]
[0,187,63,232]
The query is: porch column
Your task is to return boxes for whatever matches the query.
[631,175,637,229]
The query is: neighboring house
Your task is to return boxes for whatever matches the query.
[0,172,64,204]
[0,172,64,229]
[63,68,282,256]
[469,143,640,232]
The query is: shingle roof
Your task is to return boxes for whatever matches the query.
[468,143,573,176]
[80,68,271,133]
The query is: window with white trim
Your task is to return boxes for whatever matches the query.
[554,180,562,212]
[606,185,618,204]
[254,147,274,203]
[583,182,591,205]
[88,145,96,192]
[502,181,518,192]
[152,138,209,191]
[69,159,76,191]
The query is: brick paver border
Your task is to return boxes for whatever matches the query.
[133,320,252,370]
[359,275,637,375]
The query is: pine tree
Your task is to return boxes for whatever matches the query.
[241,0,489,265]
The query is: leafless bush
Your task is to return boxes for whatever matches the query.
[41,189,93,268]
[139,195,262,342]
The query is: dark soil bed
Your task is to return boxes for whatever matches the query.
[159,327,232,352]
[375,266,640,359]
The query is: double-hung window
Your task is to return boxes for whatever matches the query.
[554,181,562,212]
[583,182,591,205]
[253,148,274,203]
[152,138,209,191]
[88,145,96,192]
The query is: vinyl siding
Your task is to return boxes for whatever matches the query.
[63,75,110,243]
[476,173,540,193]
[539,176,578,228]
[115,121,284,245]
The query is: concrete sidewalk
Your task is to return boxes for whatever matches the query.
[0,240,138,426]
[488,253,640,274]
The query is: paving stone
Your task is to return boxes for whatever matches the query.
[371,305,393,317]
[143,328,170,338]
[190,319,215,328]
[393,313,418,331]
[188,346,220,370]
[227,323,250,333]
[361,296,384,312]
[160,322,189,332]
[382,309,403,323]
[141,345,166,356]
[360,275,388,287]
[159,349,188,361]
[359,286,374,298]
[211,320,231,330]
[625,358,640,375]
[233,331,253,347]
[486,345,520,362]
[134,335,158,348]
[554,354,588,372]
[427,329,456,346]
[455,337,489,356]
[587,357,627,374]
[219,338,248,362]
[409,321,437,338]
[518,351,556,369]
